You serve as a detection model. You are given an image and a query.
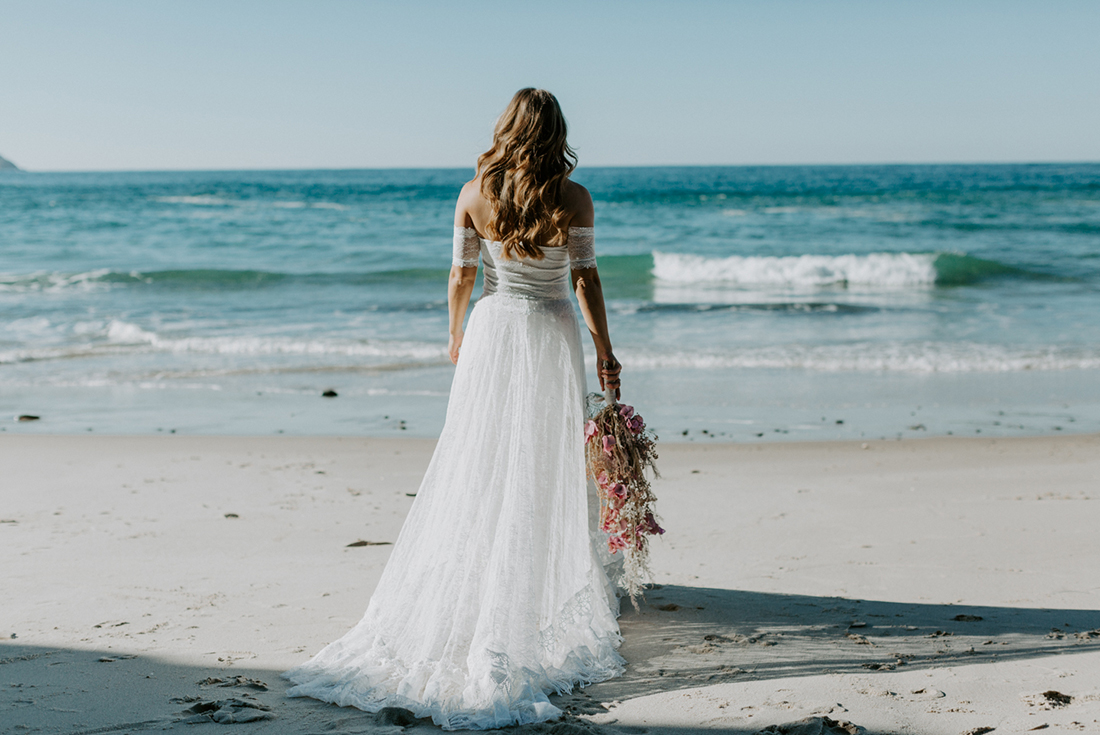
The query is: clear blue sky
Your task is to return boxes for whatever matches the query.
[1,0,1097,171]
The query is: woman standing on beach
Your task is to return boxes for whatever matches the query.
[285,88,626,729]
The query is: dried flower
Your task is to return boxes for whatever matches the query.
[585,394,662,607]
[584,420,599,442]
[643,511,665,536]
[600,513,618,533]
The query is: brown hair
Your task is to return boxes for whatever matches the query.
[477,88,577,260]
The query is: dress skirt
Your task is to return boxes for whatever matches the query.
[283,292,625,730]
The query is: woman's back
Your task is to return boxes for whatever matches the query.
[457,177,594,250]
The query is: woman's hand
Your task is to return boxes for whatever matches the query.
[448,331,463,365]
[598,353,621,400]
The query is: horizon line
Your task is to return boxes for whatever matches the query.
[4,160,1100,175]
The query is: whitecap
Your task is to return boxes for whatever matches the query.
[154,195,234,206]
[652,251,937,289]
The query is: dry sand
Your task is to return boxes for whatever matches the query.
[2,433,1098,734]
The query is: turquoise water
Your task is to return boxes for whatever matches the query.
[2,165,1098,440]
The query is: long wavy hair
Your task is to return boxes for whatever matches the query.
[477,88,577,260]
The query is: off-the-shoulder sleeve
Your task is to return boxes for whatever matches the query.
[452,227,481,268]
[567,227,596,270]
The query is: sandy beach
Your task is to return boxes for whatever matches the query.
[3,433,1099,734]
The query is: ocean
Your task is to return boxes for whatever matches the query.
[2,164,1098,441]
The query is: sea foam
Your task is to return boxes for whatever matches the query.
[652,251,938,288]
[620,342,1100,374]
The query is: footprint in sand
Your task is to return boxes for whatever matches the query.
[198,675,268,691]
[755,715,862,734]
[1023,690,1074,710]
[179,698,272,724]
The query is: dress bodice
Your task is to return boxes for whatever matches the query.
[452,226,597,302]
[480,240,571,300]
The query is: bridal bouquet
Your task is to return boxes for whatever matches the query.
[584,397,662,606]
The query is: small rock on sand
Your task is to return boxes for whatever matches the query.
[322,390,338,398]
[377,707,417,726]
[1041,690,1072,706]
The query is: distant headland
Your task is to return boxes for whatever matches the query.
[0,154,21,170]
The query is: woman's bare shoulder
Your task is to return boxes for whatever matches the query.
[564,180,594,228]
[458,178,482,204]
[455,178,491,231]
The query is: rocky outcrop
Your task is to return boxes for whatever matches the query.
[0,154,20,170]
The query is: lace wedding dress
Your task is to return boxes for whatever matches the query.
[283,227,625,729]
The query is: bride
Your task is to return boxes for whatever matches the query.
[284,88,626,729]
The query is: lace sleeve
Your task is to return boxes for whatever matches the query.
[452,227,480,268]
[567,227,596,270]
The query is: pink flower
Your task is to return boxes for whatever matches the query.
[643,511,665,536]
[627,415,644,434]
[618,404,635,419]
[601,435,616,456]
[595,470,610,488]
[609,482,628,500]
[608,535,627,554]
[584,420,598,442]
[600,511,618,533]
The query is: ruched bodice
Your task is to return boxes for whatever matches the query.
[481,241,571,301]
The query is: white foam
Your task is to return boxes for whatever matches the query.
[652,251,937,288]
[3,316,53,336]
[106,320,158,343]
[153,196,346,211]
[102,320,447,360]
[620,342,1100,374]
[0,269,113,293]
[154,195,233,206]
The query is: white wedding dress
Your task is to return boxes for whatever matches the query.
[283,227,625,729]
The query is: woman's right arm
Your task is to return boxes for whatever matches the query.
[568,186,621,398]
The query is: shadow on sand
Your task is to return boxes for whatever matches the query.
[3,586,1097,734]
[576,585,1100,704]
